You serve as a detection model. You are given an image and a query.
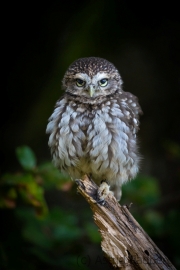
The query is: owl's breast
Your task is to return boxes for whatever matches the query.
[47,98,92,169]
[85,101,133,175]
[47,97,139,180]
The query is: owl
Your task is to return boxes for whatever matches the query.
[46,57,142,201]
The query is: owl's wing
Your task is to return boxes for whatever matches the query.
[120,91,143,135]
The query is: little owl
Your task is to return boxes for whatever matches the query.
[46,57,142,201]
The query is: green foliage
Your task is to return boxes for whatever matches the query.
[14,207,83,268]
[0,145,180,269]
[84,222,101,244]
[16,145,37,170]
[0,146,72,216]
[38,162,70,190]
[0,146,100,270]
[122,175,160,205]
[122,175,164,237]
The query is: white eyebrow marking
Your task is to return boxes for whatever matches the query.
[74,73,90,81]
[92,72,109,84]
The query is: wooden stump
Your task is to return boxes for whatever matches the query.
[75,175,176,270]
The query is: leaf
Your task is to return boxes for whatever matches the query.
[122,174,161,206]
[84,222,101,243]
[38,162,71,189]
[1,173,36,185]
[16,146,36,170]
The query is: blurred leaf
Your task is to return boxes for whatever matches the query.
[16,146,36,170]
[1,173,35,185]
[16,207,82,248]
[0,173,48,215]
[121,175,164,237]
[84,223,101,244]
[19,181,48,216]
[134,210,164,237]
[38,162,71,189]
[0,197,16,208]
[122,174,161,206]
[7,188,17,199]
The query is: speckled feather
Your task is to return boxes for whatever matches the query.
[46,57,142,200]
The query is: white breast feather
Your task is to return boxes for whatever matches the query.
[47,97,139,186]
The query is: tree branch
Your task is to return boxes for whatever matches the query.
[75,175,176,270]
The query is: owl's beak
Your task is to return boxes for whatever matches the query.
[89,85,95,97]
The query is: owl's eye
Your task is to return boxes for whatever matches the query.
[76,78,85,87]
[99,78,108,87]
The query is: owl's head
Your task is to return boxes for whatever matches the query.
[62,57,123,98]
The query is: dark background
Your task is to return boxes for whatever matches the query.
[3,0,180,269]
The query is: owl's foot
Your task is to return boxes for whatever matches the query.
[97,180,114,205]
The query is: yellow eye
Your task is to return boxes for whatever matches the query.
[99,78,108,87]
[76,78,85,87]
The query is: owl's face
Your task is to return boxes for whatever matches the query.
[62,57,123,98]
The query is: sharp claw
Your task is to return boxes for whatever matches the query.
[75,179,85,190]
[96,195,106,206]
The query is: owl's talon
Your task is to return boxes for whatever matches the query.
[96,181,114,204]
[96,197,106,206]
[75,179,85,190]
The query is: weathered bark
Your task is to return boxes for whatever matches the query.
[75,175,176,270]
